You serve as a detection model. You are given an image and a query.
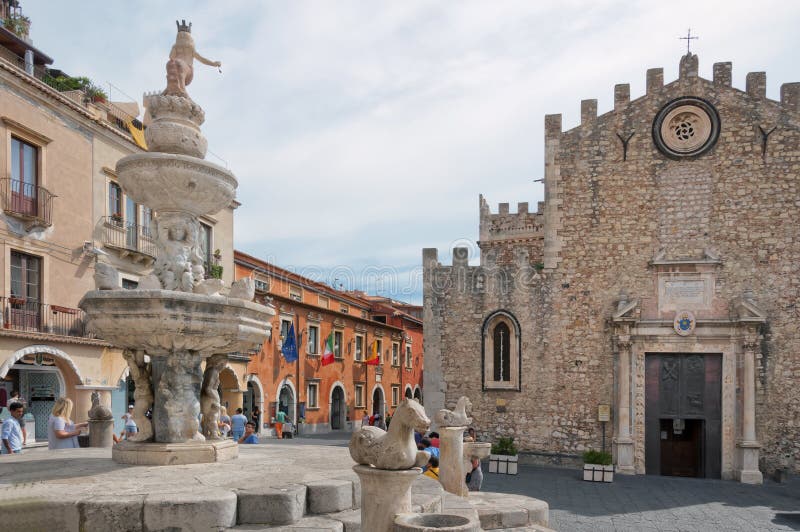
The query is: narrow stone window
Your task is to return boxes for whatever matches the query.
[493,322,511,381]
[482,311,521,391]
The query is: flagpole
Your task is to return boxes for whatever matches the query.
[296,313,301,428]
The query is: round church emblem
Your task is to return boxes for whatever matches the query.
[653,97,720,158]
[673,310,696,336]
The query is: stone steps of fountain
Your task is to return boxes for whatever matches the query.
[228,475,549,531]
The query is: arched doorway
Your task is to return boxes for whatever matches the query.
[218,367,239,413]
[404,385,413,400]
[278,381,296,425]
[413,386,422,404]
[0,345,83,440]
[330,385,345,430]
[372,386,385,416]
[245,375,264,433]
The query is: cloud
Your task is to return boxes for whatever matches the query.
[23,0,800,304]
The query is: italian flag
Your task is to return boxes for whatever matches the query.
[365,340,380,366]
[321,332,335,366]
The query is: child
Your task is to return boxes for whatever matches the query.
[423,456,440,481]
[238,421,259,444]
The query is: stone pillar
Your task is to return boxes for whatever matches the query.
[89,419,115,447]
[439,426,467,497]
[613,336,635,474]
[736,337,763,484]
[152,353,204,443]
[353,465,420,532]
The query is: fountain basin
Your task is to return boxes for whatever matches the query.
[463,442,492,461]
[79,289,273,355]
[116,152,237,216]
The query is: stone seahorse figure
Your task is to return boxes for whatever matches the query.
[349,399,431,470]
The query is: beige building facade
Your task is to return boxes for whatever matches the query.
[424,54,800,483]
[0,23,240,440]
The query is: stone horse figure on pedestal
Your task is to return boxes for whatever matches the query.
[434,396,472,427]
[349,399,430,470]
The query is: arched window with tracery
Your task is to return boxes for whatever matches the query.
[482,311,521,390]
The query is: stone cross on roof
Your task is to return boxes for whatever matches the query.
[680,28,699,54]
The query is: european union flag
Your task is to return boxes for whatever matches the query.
[281,323,299,362]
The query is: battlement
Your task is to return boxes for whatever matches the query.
[479,194,544,241]
[544,53,800,138]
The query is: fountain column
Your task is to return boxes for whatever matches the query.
[439,426,467,496]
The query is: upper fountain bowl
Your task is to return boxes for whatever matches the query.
[116,152,237,216]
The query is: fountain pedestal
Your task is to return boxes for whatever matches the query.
[353,465,420,532]
[113,439,238,466]
[439,426,468,497]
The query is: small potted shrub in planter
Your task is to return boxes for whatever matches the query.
[489,436,519,475]
[583,449,613,482]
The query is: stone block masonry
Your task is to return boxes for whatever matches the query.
[424,53,800,480]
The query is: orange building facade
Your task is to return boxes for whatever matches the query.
[234,251,423,435]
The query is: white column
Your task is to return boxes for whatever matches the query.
[736,336,762,484]
[439,426,467,497]
[614,336,635,474]
[354,465,420,532]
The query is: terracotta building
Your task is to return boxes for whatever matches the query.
[424,53,800,483]
[234,250,423,435]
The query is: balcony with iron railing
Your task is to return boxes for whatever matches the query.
[0,177,54,228]
[101,216,157,263]
[0,296,94,340]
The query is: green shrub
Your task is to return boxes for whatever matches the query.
[582,449,612,465]
[490,436,518,456]
[209,264,224,279]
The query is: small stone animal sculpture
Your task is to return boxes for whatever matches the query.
[94,262,121,290]
[349,398,431,470]
[87,391,113,421]
[434,396,473,427]
[228,278,255,301]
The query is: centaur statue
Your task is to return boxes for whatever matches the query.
[164,20,222,98]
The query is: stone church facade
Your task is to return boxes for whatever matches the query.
[423,54,800,482]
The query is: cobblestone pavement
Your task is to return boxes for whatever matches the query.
[482,464,800,532]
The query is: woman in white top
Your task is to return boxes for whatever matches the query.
[122,405,137,439]
[48,397,87,450]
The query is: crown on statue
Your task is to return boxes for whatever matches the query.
[176,19,192,33]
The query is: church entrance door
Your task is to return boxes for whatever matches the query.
[644,353,722,478]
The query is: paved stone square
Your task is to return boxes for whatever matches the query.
[482,464,800,532]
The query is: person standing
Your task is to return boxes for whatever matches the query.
[121,405,138,440]
[1,402,24,454]
[274,409,286,439]
[251,406,261,430]
[219,406,231,438]
[361,412,369,428]
[238,422,259,444]
[466,457,483,491]
[48,398,87,450]
[231,408,248,442]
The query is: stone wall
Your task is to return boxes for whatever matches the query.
[425,54,800,474]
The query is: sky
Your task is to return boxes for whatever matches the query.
[22,0,800,303]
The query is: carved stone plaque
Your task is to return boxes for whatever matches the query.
[658,276,712,312]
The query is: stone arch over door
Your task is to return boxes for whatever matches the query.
[0,345,83,440]
[329,381,346,430]
[246,374,265,433]
[277,379,297,426]
[218,366,240,413]
[404,384,413,399]
[413,385,422,403]
[0,345,84,383]
[371,384,385,416]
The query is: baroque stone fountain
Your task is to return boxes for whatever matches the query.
[80,20,273,466]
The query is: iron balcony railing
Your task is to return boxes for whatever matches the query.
[0,178,54,227]
[101,216,157,258]
[1,296,93,339]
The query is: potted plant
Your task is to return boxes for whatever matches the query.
[209,264,224,279]
[582,449,613,482]
[489,436,519,475]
